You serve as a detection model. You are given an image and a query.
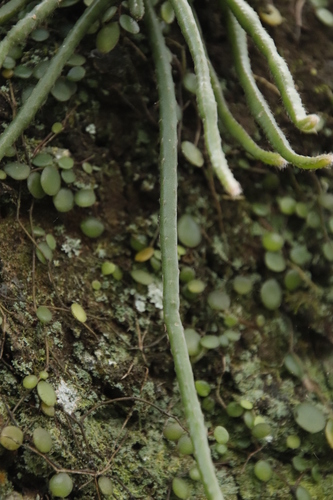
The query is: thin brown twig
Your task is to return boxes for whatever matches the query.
[44,338,50,370]
[295,0,306,42]
[135,318,148,365]
[241,444,265,474]
[0,311,7,361]
[28,200,37,311]
[216,355,227,409]
[253,74,280,96]
[204,162,225,236]
[80,396,187,432]
[32,107,77,157]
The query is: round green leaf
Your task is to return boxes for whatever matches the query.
[23,374,38,389]
[177,214,201,248]
[31,28,49,41]
[207,290,230,311]
[49,473,73,498]
[14,64,33,79]
[53,188,74,212]
[4,162,30,180]
[284,269,302,291]
[61,169,76,184]
[254,460,273,482]
[46,234,56,250]
[67,54,86,66]
[262,232,284,252]
[163,420,183,441]
[37,381,56,407]
[33,427,52,453]
[260,279,282,310]
[177,434,193,455]
[67,66,86,82]
[172,477,190,499]
[184,328,201,356]
[200,335,219,349]
[71,303,87,323]
[119,14,140,34]
[161,1,175,24]
[98,476,113,495]
[214,426,229,444]
[0,426,23,450]
[96,23,120,54]
[58,156,74,170]
[131,269,154,285]
[264,251,286,272]
[36,242,53,264]
[233,276,252,295]
[181,141,204,167]
[80,217,104,238]
[294,402,326,433]
[195,380,211,397]
[33,60,50,79]
[40,166,61,196]
[36,306,53,324]
[27,172,46,199]
[74,189,96,207]
[51,77,73,102]
[32,153,53,167]
[290,245,312,266]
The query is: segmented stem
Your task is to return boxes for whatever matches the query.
[0,0,29,25]
[0,0,113,161]
[0,0,61,68]
[225,0,319,133]
[169,0,241,197]
[227,13,333,170]
[144,1,224,499]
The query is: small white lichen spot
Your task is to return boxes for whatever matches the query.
[56,379,79,413]
[135,295,146,313]
[61,237,81,258]
[148,282,163,310]
[85,123,96,135]
[53,147,71,160]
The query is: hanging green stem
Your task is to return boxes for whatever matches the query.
[210,64,286,168]
[0,0,61,68]
[169,0,241,197]
[0,0,113,161]
[0,0,29,26]
[190,4,285,169]
[144,1,224,499]
[225,0,319,133]
[227,12,333,170]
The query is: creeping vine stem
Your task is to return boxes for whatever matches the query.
[144,0,224,498]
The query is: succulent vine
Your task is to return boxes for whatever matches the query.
[0,0,331,499]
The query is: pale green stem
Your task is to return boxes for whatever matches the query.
[225,0,319,133]
[191,4,285,169]
[0,0,61,68]
[227,12,333,170]
[144,1,224,499]
[191,6,285,169]
[210,63,286,168]
[169,0,241,197]
[0,0,113,161]
[0,0,29,25]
